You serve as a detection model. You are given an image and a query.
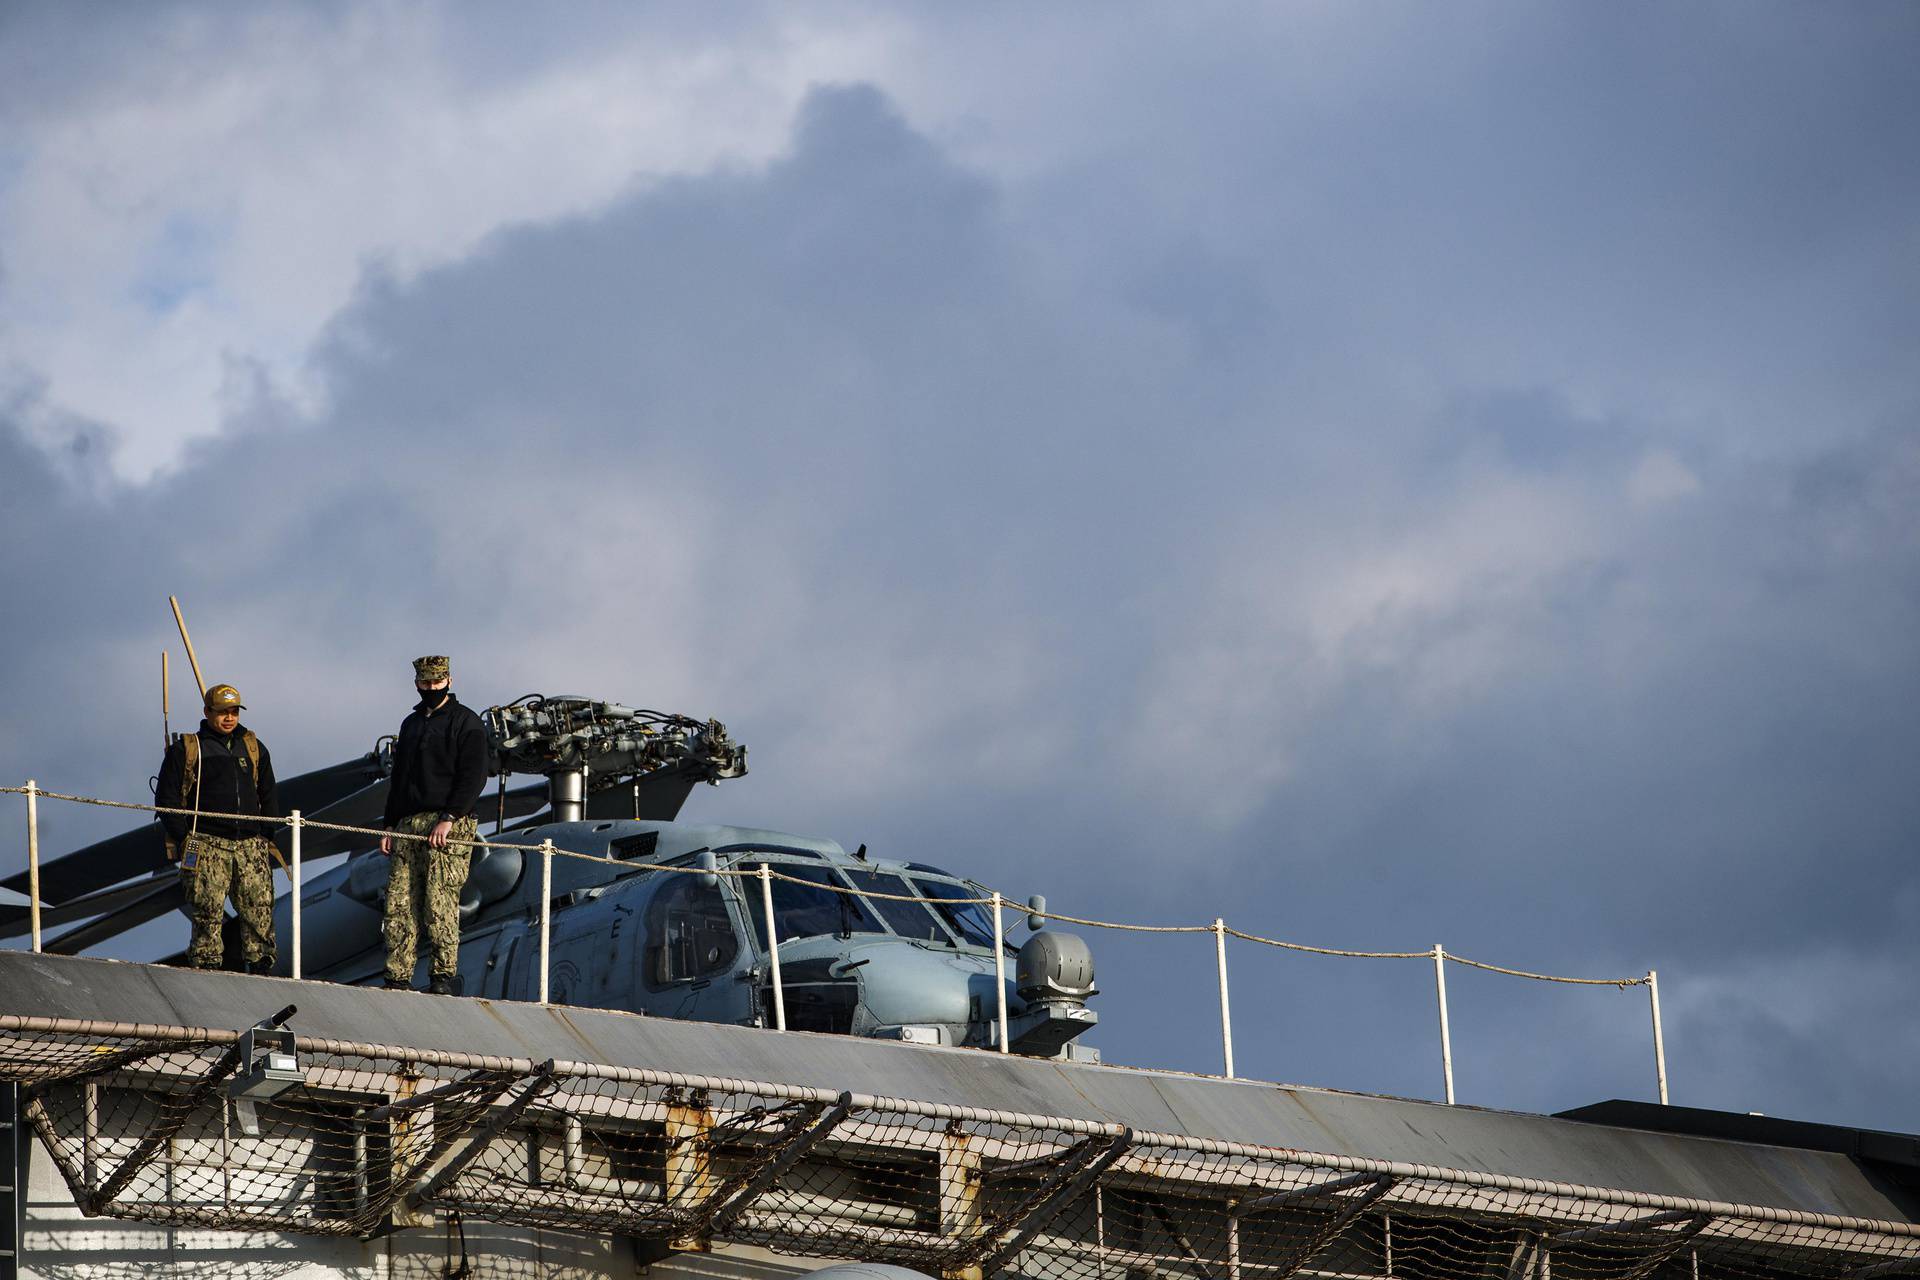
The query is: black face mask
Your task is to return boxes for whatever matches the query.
[416,686,450,705]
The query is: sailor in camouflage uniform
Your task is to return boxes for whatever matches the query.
[156,683,281,972]
[380,655,488,994]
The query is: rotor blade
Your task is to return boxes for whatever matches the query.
[1,824,168,908]
[491,782,553,824]
[0,872,181,940]
[275,752,388,815]
[270,775,391,862]
[2,752,384,904]
[45,878,185,955]
[583,765,702,822]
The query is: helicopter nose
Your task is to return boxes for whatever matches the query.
[833,941,987,1042]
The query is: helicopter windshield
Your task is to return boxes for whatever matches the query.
[903,873,997,949]
[840,866,951,943]
[745,862,886,945]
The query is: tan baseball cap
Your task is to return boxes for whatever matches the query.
[204,683,246,712]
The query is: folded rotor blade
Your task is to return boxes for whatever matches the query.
[2,824,169,909]
[45,877,185,955]
[275,752,389,816]
[269,776,391,862]
[583,764,703,822]
[0,872,182,940]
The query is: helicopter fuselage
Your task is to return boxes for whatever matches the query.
[273,818,1097,1055]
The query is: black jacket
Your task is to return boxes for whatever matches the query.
[384,693,489,825]
[156,722,280,843]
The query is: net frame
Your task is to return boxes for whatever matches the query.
[3,1014,1914,1280]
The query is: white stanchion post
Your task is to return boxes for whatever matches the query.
[1433,944,1456,1105]
[760,865,786,1031]
[289,810,303,980]
[1648,969,1669,1105]
[26,780,41,954]
[992,892,1010,1053]
[539,839,554,1004]
[1215,918,1235,1079]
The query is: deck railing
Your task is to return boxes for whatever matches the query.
[4,780,1668,1107]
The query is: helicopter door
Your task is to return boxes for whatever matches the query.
[636,873,750,1023]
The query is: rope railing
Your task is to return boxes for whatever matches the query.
[2,781,1670,1107]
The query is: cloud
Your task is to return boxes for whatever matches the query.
[0,2,909,478]
[2,6,1917,1133]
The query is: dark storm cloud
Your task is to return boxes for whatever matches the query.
[3,6,1918,1130]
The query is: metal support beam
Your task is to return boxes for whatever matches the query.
[1252,1176,1397,1280]
[1215,918,1235,1079]
[974,1128,1133,1275]
[24,782,41,955]
[1235,1170,1386,1217]
[1648,970,1669,1106]
[1623,1221,1715,1280]
[289,810,303,980]
[1150,1197,1216,1280]
[992,893,1010,1054]
[664,1090,715,1214]
[363,1070,520,1124]
[940,1120,985,1274]
[1548,1211,1712,1280]
[706,1091,853,1234]
[412,1063,558,1203]
[14,1094,82,1218]
[1551,1210,1700,1246]
[86,1005,296,1214]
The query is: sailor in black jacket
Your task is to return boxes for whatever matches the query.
[378,655,488,993]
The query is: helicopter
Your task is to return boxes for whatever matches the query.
[0,693,1100,1059]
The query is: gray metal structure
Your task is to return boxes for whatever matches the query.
[0,953,1909,1223]
[0,951,1915,1280]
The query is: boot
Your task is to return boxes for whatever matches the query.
[383,977,411,990]
[248,958,275,976]
[428,974,459,997]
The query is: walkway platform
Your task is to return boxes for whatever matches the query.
[0,952,1914,1280]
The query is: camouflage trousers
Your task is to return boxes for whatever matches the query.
[181,833,277,970]
[384,811,476,983]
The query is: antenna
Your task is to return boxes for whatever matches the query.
[162,651,172,746]
[169,595,208,702]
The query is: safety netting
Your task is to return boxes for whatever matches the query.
[4,1015,1915,1280]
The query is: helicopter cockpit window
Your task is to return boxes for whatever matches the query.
[744,863,885,947]
[643,874,738,986]
[904,874,997,949]
[841,867,950,943]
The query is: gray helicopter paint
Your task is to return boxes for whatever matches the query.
[276,819,844,981]
[268,818,1084,1051]
[1,950,1912,1225]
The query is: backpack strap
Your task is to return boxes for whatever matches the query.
[183,732,202,843]
[163,733,201,862]
[239,729,287,875]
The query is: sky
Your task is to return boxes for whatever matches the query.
[1,3,1917,1134]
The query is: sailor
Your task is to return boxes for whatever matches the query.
[155,683,281,973]
[379,654,488,994]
